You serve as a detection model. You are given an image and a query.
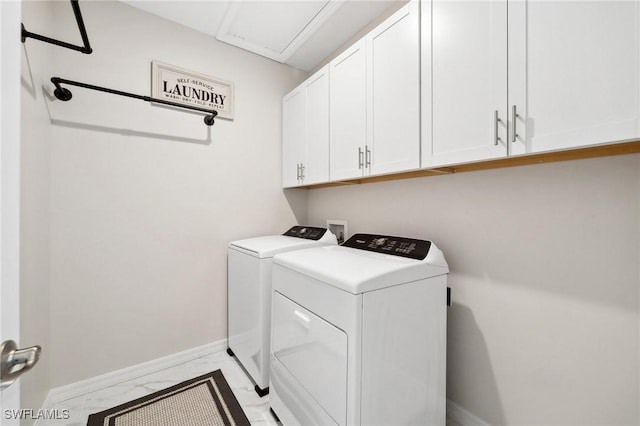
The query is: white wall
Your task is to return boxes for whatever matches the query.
[307,154,640,425]
[21,0,307,389]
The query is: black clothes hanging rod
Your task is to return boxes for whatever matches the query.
[51,77,218,126]
[22,0,92,54]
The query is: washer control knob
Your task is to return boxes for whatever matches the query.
[375,238,386,247]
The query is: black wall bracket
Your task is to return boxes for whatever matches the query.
[51,77,218,126]
[22,0,92,54]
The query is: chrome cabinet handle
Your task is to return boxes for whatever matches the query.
[300,163,305,180]
[494,110,502,146]
[512,105,518,143]
[365,146,371,168]
[358,147,364,169]
[1,340,41,390]
[296,163,300,180]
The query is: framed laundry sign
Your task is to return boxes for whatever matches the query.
[151,61,234,120]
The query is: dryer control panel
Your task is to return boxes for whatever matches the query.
[283,226,328,240]
[342,233,432,260]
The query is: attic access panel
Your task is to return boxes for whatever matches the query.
[216,0,344,64]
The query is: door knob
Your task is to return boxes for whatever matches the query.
[0,340,41,389]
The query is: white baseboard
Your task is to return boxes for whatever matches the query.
[44,338,228,405]
[447,399,491,426]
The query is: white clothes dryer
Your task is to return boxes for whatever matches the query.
[269,233,449,425]
[227,226,337,396]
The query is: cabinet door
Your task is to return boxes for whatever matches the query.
[330,39,367,181]
[367,0,420,176]
[282,87,306,188]
[509,1,640,155]
[425,0,508,167]
[304,65,330,185]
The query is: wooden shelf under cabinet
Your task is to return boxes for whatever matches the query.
[296,140,640,190]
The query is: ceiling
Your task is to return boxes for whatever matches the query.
[121,0,401,72]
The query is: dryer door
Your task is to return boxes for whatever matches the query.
[272,292,347,426]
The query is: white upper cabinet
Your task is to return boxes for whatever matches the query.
[424,0,639,168]
[286,0,639,187]
[508,1,639,155]
[424,0,508,168]
[304,66,330,185]
[282,86,306,188]
[367,0,420,176]
[330,0,420,181]
[282,65,330,188]
[330,39,368,181]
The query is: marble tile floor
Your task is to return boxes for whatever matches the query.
[41,350,277,426]
[42,349,458,426]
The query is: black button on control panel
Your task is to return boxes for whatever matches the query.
[282,226,327,241]
[341,233,431,260]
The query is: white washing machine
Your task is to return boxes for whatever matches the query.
[227,226,337,396]
[269,233,449,426]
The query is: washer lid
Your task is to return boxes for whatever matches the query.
[229,229,337,258]
[273,241,449,294]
